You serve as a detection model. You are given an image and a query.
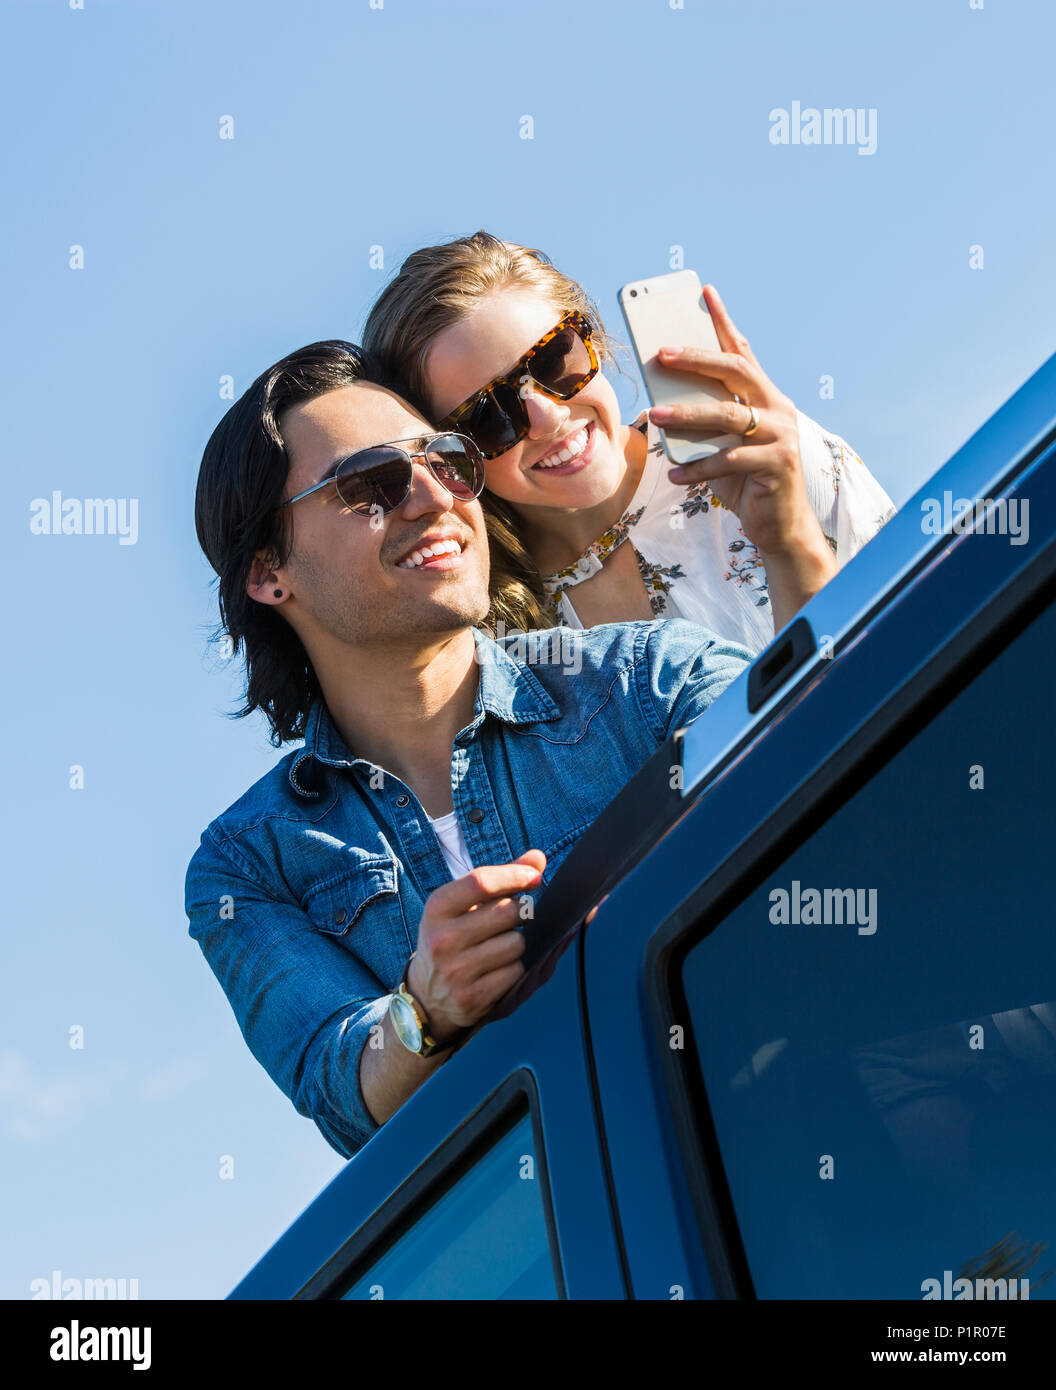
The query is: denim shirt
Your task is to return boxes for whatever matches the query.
[185,620,751,1158]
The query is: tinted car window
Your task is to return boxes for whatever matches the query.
[679,594,1056,1299]
[339,1110,558,1300]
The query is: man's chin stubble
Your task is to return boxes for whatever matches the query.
[341,589,492,644]
[393,602,489,637]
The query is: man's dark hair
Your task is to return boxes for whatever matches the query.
[194,339,389,746]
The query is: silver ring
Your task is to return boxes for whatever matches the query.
[742,404,759,437]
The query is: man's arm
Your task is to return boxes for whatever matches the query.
[636,619,754,743]
[357,1009,450,1129]
[359,852,544,1127]
[187,830,545,1155]
[186,830,398,1156]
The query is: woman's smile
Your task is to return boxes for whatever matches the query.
[529,421,597,476]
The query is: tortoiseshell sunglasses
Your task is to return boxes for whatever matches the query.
[439,310,600,460]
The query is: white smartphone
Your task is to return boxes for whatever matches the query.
[618,268,740,465]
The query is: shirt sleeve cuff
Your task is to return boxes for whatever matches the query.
[303,994,394,1158]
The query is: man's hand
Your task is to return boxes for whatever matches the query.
[407,850,546,1042]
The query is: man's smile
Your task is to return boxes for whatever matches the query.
[394,530,469,571]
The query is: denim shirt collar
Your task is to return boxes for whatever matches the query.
[289,628,562,798]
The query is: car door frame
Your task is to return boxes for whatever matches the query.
[580,359,1056,1299]
[229,918,628,1300]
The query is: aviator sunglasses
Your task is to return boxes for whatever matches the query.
[280,432,486,516]
[439,310,600,460]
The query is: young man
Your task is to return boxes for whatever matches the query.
[185,340,791,1159]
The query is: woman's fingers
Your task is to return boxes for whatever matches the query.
[667,443,794,487]
[702,283,762,370]
[652,397,772,440]
[654,345,760,400]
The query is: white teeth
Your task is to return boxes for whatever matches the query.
[536,427,589,469]
[398,538,463,568]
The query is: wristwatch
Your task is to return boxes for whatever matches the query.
[388,955,463,1058]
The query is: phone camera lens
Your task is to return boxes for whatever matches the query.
[629,289,637,298]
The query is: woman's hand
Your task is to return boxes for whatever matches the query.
[648,285,824,557]
[648,284,837,628]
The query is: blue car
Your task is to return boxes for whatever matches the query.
[230,354,1056,1302]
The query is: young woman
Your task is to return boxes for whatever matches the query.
[363,232,896,652]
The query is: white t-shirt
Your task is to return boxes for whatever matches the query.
[428,810,475,880]
[543,410,897,656]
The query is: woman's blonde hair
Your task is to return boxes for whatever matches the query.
[362,230,622,633]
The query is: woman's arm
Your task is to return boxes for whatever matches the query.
[751,519,837,632]
[795,409,897,563]
[649,284,844,630]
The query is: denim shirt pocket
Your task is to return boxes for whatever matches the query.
[301,856,412,991]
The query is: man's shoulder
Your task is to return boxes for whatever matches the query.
[505,617,650,659]
[490,618,742,708]
[538,616,733,654]
[187,747,311,872]
[489,620,647,693]
[492,619,749,747]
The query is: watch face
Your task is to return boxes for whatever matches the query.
[390,992,423,1053]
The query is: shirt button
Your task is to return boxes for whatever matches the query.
[577,557,593,574]
[396,794,410,808]
[467,807,485,824]
[333,909,347,926]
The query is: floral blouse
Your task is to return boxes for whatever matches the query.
[541,410,897,655]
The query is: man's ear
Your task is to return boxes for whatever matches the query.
[246,549,288,607]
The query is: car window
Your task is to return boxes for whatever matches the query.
[338,1109,559,1300]
[677,592,1056,1299]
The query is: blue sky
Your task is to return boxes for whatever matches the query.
[2,0,1054,1300]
